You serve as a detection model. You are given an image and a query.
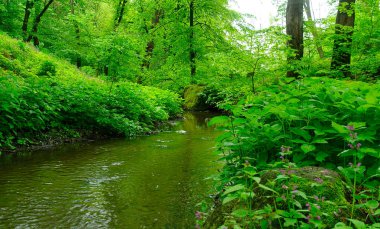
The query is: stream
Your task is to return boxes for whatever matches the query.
[0,112,221,228]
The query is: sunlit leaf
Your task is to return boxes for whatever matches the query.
[223,184,245,196]
[301,144,316,153]
[347,219,366,229]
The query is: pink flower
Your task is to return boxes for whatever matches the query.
[281,145,290,153]
[195,211,202,220]
[346,125,355,131]
[350,132,358,139]
[306,215,311,223]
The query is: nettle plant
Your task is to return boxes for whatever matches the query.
[204,78,379,228]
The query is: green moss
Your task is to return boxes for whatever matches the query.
[260,167,351,227]
[183,85,208,111]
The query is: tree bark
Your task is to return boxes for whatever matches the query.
[22,0,34,41]
[286,0,304,78]
[70,0,81,68]
[142,9,162,70]
[304,0,324,58]
[27,0,55,46]
[331,0,356,78]
[189,0,196,80]
[114,0,127,29]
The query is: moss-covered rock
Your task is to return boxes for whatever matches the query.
[204,166,351,229]
[183,85,209,111]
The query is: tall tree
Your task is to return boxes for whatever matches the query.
[304,0,324,58]
[286,0,304,78]
[22,0,34,41]
[70,0,81,68]
[114,0,128,29]
[189,0,196,80]
[27,0,55,46]
[142,8,162,70]
[331,0,356,78]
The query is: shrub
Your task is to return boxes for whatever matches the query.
[0,34,182,150]
[205,77,380,228]
[37,61,56,76]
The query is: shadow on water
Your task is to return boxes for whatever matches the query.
[0,111,222,228]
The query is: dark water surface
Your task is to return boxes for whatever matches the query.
[0,112,221,228]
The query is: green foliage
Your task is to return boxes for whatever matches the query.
[37,61,56,76]
[0,34,182,150]
[205,77,379,228]
[212,78,380,173]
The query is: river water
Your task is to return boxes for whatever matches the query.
[0,112,221,228]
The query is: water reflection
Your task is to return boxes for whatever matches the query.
[0,112,221,228]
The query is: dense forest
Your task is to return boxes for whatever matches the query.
[0,0,379,228]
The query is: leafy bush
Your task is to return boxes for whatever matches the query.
[212,78,379,175]
[37,61,56,76]
[0,34,182,150]
[205,77,380,228]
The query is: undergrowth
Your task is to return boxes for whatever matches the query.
[0,34,182,151]
[200,77,379,229]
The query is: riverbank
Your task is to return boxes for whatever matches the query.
[199,78,380,228]
[0,34,182,153]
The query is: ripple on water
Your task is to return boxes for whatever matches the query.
[0,112,222,228]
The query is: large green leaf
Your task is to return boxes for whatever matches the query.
[332,122,349,134]
[347,219,366,229]
[222,195,237,205]
[291,128,311,141]
[301,144,316,153]
[365,200,379,209]
[284,218,297,227]
[208,116,230,126]
[223,184,245,195]
[232,209,249,218]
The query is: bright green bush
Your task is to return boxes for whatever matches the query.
[37,61,56,76]
[212,78,379,176]
[206,77,380,228]
[0,34,182,150]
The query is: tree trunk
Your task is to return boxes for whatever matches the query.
[22,0,34,41]
[286,0,304,78]
[304,0,324,58]
[189,0,196,80]
[331,0,356,78]
[70,0,81,68]
[142,9,162,69]
[114,0,127,29]
[27,0,55,46]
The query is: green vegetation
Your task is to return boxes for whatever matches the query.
[0,33,181,150]
[0,0,379,228]
[203,78,379,228]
